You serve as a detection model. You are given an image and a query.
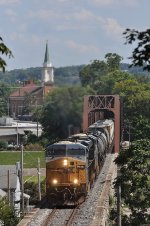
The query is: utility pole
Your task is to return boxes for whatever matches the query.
[16,122,19,146]
[21,144,24,215]
[117,167,121,226]
[7,169,10,205]
[128,123,131,147]
[37,120,39,137]
[7,99,9,117]
[37,158,41,201]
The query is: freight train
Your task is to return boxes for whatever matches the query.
[45,119,114,205]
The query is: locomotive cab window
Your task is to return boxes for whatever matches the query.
[46,145,66,157]
[66,144,86,160]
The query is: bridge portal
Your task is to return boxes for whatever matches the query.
[83,95,120,153]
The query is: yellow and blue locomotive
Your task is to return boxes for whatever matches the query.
[45,119,114,204]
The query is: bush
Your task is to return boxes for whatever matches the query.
[24,180,46,205]
[24,143,44,152]
[0,140,8,150]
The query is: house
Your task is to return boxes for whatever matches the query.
[9,41,55,118]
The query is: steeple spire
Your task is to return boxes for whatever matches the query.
[42,41,54,84]
[44,40,50,65]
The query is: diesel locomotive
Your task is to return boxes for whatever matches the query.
[45,119,114,205]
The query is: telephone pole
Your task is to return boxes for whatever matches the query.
[37,158,41,201]
[21,144,24,215]
[117,167,121,226]
[7,169,10,205]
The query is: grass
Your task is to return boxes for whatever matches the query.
[24,176,45,183]
[0,151,46,168]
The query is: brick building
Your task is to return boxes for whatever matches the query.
[9,42,54,118]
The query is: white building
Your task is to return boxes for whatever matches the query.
[0,117,42,145]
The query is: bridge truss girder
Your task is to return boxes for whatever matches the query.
[83,95,120,153]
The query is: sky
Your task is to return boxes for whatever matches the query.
[0,0,150,71]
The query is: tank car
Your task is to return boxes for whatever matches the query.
[88,119,114,152]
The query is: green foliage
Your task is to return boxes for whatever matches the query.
[0,37,13,72]
[22,92,36,115]
[79,59,108,87]
[0,65,82,86]
[105,53,123,72]
[24,179,46,205]
[114,139,150,225]
[39,86,95,141]
[94,70,133,94]
[79,53,123,88]
[113,75,150,141]
[24,143,44,152]
[0,82,13,116]
[0,198,19,226]
[55,65,83,86]
[0,140,8,149]
[123,28,150,71]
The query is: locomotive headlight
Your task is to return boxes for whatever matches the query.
[73,179,78,184]
[63,159,68,166]
[52,179,58,185]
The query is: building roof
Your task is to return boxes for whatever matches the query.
[10,81,42,97]
[0,165,18,190]
[44,41,50,64]
[43,41,52,67]
[0,120,43,137]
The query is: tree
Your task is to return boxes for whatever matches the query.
[0,37,13,72]
[105,53,123,72]
[0,83,12,116]
[23,92,36,115]
[123,28,150,71]
[79,59,108,87]
[113,77,150,141]
[93,70,133,95]
[114,139,150,225]
[39,86,94,141]
[0,198,19,226]
[79,53,123,89]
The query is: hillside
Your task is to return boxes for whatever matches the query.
[0,63,149,86]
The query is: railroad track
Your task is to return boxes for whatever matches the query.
[42,208,57,226]
[22,154,116,226]
[38,206,78,226]
[65,205,79,226]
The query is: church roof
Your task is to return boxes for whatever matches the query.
[44,41,50,64]
[10,81,42,97]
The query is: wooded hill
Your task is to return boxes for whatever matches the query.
[0,63,149,86]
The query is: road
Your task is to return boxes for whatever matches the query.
[23,168,46,177]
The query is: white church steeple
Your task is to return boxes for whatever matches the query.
[41,41,54,84]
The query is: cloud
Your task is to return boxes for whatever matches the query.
[4,9,16,21]
[72,9,96,21]
[18,23,28,33]
[10,32,24,41]
[66,40,100,54]
[92,0,138,7]
[101,18,124,38]
[0,0,20,5]
[92,0,114,6]
[28,9,60,20]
